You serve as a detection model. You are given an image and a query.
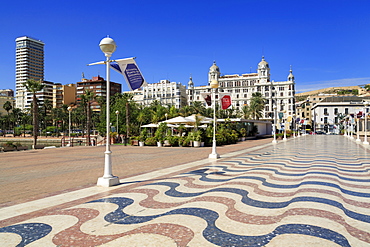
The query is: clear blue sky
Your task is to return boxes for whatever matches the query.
[1,0,370,93]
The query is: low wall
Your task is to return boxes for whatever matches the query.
[0,138,62,149]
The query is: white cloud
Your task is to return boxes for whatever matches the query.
[296,77,370,93]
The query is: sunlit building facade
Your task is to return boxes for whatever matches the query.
[15,36,45,110]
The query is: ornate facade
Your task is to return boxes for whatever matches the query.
[187,57,296,120]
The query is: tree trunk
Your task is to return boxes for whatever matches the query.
[86,102,91,146]
[33,94,38,147]
[126,102,130,139]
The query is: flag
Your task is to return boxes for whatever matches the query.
[201,93,212,106]
[218,93,232,110]
[220,94,232,109]
[110,57,147,91]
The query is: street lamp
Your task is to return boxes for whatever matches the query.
[116,110,119,134]
[67,106,73,147]
[350,114,354,139]
[364,102,369,145]
[209,79,220,159]
[97,36,120,187]
[282,109,287,141]
[356,115,361,143]
[293,114,296,138]
[272,105,277,143]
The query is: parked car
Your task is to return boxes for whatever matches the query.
[315,131,326,135]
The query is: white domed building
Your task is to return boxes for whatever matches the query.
[188,57,296,121]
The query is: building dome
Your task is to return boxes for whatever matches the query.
[288,66,294,81]
[209,61,220,73]
[258,56,269,69]
[188,76,194,87]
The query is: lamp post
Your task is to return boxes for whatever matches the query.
[209,80,220,159]
[293,114,296,138]
[67,106,73,147]
[97,36,120,187]
[356,115,361,142]
[272,105,277,143]
[282,108,287,141]
[350,114,354,139]
[364,102,369,145]
[115,110,119,134]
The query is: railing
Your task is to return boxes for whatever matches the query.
[61,136,98,147]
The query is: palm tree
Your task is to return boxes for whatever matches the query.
[41,99,52,135]
[249,92,265,120]
[80,90,95,146]
[3,101,12,131]
[11,108,22,136]
[23,79,44,147]
[240,105,250,119]
[179,105,192,117]
[191,101,206,115]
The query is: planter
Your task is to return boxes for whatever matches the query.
[3,147,16,152]
[193,141,200,148]
[157,142,162,147]
[16,146,28,151]
[139,141,144,147]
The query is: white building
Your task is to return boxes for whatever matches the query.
[15,36,45,110]
[141,80,187,108]
[188,57,296,120]
[311,96,370,134]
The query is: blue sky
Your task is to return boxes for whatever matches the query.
[1,0,370,93]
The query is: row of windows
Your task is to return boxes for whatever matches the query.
[323,108,348,115]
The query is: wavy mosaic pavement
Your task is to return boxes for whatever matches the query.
[0,136,369,246]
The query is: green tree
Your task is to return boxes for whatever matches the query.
[3,101,12,130]
[248,92,265,120]
[40,99,52,135]
[23,79,45,147]
[240,105,250,119]
[191,101,206,115]
[11,108,22,136]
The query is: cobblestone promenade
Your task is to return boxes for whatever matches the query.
[0,135,369,246]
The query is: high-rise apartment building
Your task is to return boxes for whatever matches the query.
[76,76,122,112]
[15,36,45,109]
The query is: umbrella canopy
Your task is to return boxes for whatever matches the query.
[163,115,212,124]
[141,123,159,128]
[141,123,177,128]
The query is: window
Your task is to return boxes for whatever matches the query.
[334,108,338,115]
[345,108,349,114]
[324,117,328,124]
[324,108,328,115]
